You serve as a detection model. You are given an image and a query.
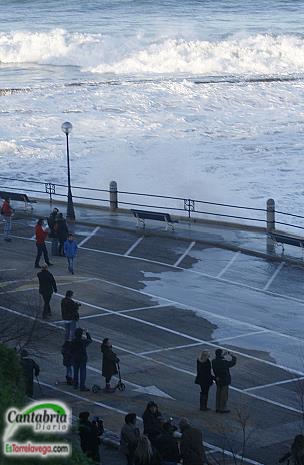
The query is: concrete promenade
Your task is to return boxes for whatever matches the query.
[1,200,304,464]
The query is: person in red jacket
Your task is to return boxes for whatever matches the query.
[34,218,53,268]
[1,197,14,242]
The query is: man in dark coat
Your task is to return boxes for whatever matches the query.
[20,349,40,398]
[155,421,180,465]
[212,348,237,413]
[37,264,57,319]
[142,401,163,446]
[55,213,69,256]
[78,411,101,463]
[101,338,119,392]
[179,418,207,465]
[61,290,80,340]
[47,207,59,256]
[71,328,92,391]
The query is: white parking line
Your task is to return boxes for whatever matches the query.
[124,236,144,256]
[139,342,204,355]
[216,251,241,278]
[263,262,284,291]
[77,226,100,247]
[174,241,196,267]
[0,303,301,418]
[0,268,17,272]
[214,330,269,343]
[244,376,304,392]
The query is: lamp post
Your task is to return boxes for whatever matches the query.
[61,121,75,221]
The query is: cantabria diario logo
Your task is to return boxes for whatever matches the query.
[3,400,71,457]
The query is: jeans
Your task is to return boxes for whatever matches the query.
[51,238,59,256]
[66,365,73,378]
[64,320,77,341]
[35,243,50,267]
[216,384,229,412]
[41,291,52,317]
[3,217,12,239]
[73,362,87,389]
[67,257,74,273]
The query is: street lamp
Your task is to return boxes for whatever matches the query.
[61,121,75,221]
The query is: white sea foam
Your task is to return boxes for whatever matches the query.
[1,29,304,76]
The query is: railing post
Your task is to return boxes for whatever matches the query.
[109,181,118,211]
[266,198,275,232]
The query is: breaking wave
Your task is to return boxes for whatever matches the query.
[1,29,304,76]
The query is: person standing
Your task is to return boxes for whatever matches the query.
[78,411,101,464]
[179,418,207,465]
[71,328,92,391]
[35,218,52,268]
[1,196,14,242]
[64,234,78,274]
[195,350,214,411]
[20,349,40,398]
[155,421,181,465]
[37,264,57,319]
[142,401,163,447]
[120,413,140,465]
[47,207,59,256]
[279,434,304,464]
[55,213,69,257]
[101,338,119,392]
[134,435,160,465]
[61,340,73,385]
[61,290,80,341]
[212,349,237,414]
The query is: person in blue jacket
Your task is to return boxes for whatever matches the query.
[64,233,78,274]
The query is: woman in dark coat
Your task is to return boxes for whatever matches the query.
[195,350,214,411]
[101,338,119,392]
[142,401,163,446]
[279,434,304,464]
[55,213,69,256]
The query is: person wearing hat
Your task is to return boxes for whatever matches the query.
[20,349,40,398]
[61,290,80,341]
[78,411,101,463]
[37,264,57,319]
[195,349,214,411]
[142,401,163,446]
[71,328,92,391]
[1,196,14,242]
[212,349,237,413]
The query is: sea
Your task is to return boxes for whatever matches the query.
[0,0,304,215]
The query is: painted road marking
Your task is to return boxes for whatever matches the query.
[0,268,17,272]
[77,226,100,247]
[6,229,304,309]
[216,251,241,278]
[263,262,285,291]
[244,376,304,392]
[173,241,196,267]
[139,342,204,355]
[214,330,269,343]
[124,236,144,256]
[1,303,302,417]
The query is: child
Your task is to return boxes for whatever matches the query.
[64,234,78,274]
[61,340,73,385]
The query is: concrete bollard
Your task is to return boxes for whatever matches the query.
[266,198,275,233]
[109,181,118,211]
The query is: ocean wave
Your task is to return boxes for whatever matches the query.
[1,29,304,76]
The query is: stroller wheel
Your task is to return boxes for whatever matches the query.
[117,382,126,392]
[92,384,101,394]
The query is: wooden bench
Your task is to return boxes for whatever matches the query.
[0,191,37,211]
[131,209,177,231]
[268,231,304,256]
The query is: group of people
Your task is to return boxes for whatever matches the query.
[120,402,207,465]
[195,348,237,413]
[35,208,78,273]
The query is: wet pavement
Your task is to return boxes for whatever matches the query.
[0,206,304,464]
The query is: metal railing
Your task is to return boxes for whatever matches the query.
[0,176,304,235]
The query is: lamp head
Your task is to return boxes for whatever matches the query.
[61,121,73,135]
